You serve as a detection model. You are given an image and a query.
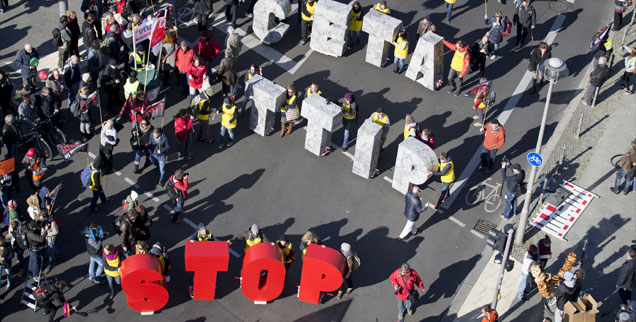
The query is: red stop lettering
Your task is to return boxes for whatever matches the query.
[185,241,230,300]
[121,254,169,312]
[241,243,286,302]
[298,244,346,305]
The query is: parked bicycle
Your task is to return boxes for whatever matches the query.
[17,116,66,161]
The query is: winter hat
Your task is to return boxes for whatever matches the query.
[344,93,352,99]
[376,107,384,113]
[205,87,214,96]
[278,235,288,243]
[109,58,118,65]
[341,242,351,257]
[151,244,162,256]
[130,190,139,201]
[400,263,410,274]
[7,200,17,210]
[26,148,35,158]
[423,15,431,22]
[250,224,259,234]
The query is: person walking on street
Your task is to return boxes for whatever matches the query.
[225,0,239,28]
[528,42,552,94]
[217,49,238,98]
[66,11,81,57]
[554,271,581,322]
[26,220,48,282]
[16,43,39,93]
[501,162,524,220]
[148,128,170,186]
[616,247,636,305]
[347,1,363,50]
[100,119,117,174]
[187,56,208,102]
[118,210,137,256]
[41,212,59,274]
[468,77,492,127]
[369,108,390,151]
[174,109,194,160]
[193,0,213,31]
[583,56,610,106]
[479,119,505,172]
[337,242,360,299]
[518,244,538,301]
[513,0,536,49]
[175,41,195,96]
[399,184,433,240]
[83,223,105,284]
[470,36,493,78]
[429,152,455,209]
[481,304,498,322]
[226,26,242,65]
[611,139,636,195]
[620,47,636,94]
[167,169,189,223]
[484,11,505,58]
[192,87,216,144]
[443,39,470,95]
[300,0,317,45]
[217,97,238,149]
[131,117,153,174]
[87,156,110,213]
[390,263,425,322]
[55,16,72,69]
[416,15,436,38]
[338,93,358,151]
[64,55,81,107]
[103,244,123,299]
[444,0,455,23]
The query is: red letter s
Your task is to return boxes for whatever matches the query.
[121,254,169,313]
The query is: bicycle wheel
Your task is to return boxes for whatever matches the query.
[465,186,483,206]
[37,138,53,161]
[484,193,502,213]
[48,127,67,146]
[542,296,556,314]
[610,153,622,169]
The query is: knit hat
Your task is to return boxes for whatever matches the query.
[344,93,352,99]
[7,200,16,210]
[109,57,118,65]
[93,155,103,170]
[205,87,214,96]
[341,242,351,257]
[278,235,288,243]
[130,190,139,201]
[251,224,259,234]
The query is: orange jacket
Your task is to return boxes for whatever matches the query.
[483,125,505,151]
[443,40,471,77]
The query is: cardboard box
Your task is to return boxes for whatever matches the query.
[563,294,599,322]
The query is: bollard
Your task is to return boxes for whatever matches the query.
[576,114,583,140]
[591,87,599,107]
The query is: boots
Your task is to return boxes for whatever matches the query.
[134,163,140,174]
[280,125,286,137]
[531,78,537,93]
[143,158,151,168]
[286,123,293,135]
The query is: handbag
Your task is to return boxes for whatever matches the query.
[285,108,300,121]
[400,274,420,304]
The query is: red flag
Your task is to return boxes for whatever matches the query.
[150,17,167,48]
[56,142,88,160]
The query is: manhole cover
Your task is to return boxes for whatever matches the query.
[474,219,497,235]
[549,0,574,13]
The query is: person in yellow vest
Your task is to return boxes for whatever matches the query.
[103,244,123,300]
[347,1,363,51]
[135,240,150,254]
[392,31,409,74]
[123,71,140,100]
[228,224,268,250]
[191,87,215,144]
[368,107,390,150]
[128,45,146,73]
[443,39,470,95]
[444,0,455,23]
[428,152,455,209]
[304,83,322,99]
[300,231,320,259]
[241,64,262,110]
[403,114,419,140]
[22,148,47,190]
[279,85,299,137]
[300,0,318,45]
[276,235,295,273]
[88,156,109,213]
[216,97,237,149]
[469,77,490,127]
[338,93,358,151]
[373,1,390,14]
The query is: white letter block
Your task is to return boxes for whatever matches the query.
[392,138,439,194]
[361,10,403,67]
[309,0,352,57]
[252,0,291,44]
[245,75,286,136]
[352,120,382,179]
[300,95,342,156]
[405,33,444,91]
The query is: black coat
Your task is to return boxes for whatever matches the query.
[555,281,581,310]
[529,48,551,72]
[100,65,124,90]
[617,258,636,289]
[82,21,97,50]
[502,168,524,194]
[404,191,426,222]
[1,123,19,146]
[589,65,610,87]
[33,92,59,119]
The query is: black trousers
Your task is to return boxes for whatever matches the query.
[99,146,114,172]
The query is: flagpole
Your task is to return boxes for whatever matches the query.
[97,91,103,125]
[132,24,138,72]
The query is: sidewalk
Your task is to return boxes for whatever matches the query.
[444,39,636,321]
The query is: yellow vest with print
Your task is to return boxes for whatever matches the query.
[221,103,237,129]
[374,3,389,14]
[350,10,363,31]
[403,123,417,140]
[129,52,145,72]
[450,49,467,72]
[123,79,139,100]
[197,232,213,241]
[245,234,262,249]
[89,167,101,191]
[372,113,388,126]
[301,1,317,21]
[105,255,121,277]
[281,94,297,113]
[279,242,293,264]
[195,98,212,121]
[445,0,456,3]
[342,101,356,120]
[394,37,408,59]
[440,160,455,183]
[305,88,322,98]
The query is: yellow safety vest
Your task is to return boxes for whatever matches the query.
[197,232,213,241]
[440,160,455,183]
[245,235,262,249]
[403,123,418,140]
[394,37,408,59]
[305,88,322,98]
[342,101,356,120]
[301,0,317,21]
[123,79,139,99]
[195,99,211,121]
[221,103,237,129]
[281,94,296,113]
[372,113,388,126]
[278,242,293,264]
[89,167,101,191]
[247,72,254,81]
[450,49,468,72]
[445,0,456,3]
[604,38,613,51]
[350,10,363,31]
[129,52,146,72]
[374,3,389,14]
[104,255,121,277]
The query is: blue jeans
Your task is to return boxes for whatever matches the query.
[171,200,183,222]
[445,2,454,21]
[219,126,235,144]
[179,72,189,94]
[615,168,635,193]
[107,275,121,297]
[437,182,451,205]
[134,148,150,164]
[45,241,57,269]
[0,266,11,287]
[67,83,79,108]
[518,272,529,299]
[151,154,166,181]
[397,297,412,320]
[342,118,354,148]
[14,248,25,269]
[89,255,104,281]
[348,30,360,47]
[27,248,43,278]
[90,190,107,211]
[492,43,499,55]
[504,191,517,219]
[480,145,498,170]
[394,57,405,71]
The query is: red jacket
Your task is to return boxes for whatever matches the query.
[174,116,192,142]
[120,96,150,123]
[443,40,471,77]
[174,47,194,74]
[187,64,207,89]
[170,175,189,200]
[389,268,425,301]
[197,31,220,62]
[482,124,506,151]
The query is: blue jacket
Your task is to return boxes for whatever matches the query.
[148,132,169,157]
[485,17,504,45]
[404,191,427,222]
[16,48,39,78]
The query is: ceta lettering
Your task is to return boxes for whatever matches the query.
[121,254,169,313]
[300,94,342,156]
[244,74,286,136]
[252,0,291,44]
[298,244,346,305]
[309,0,351,57]
[185,241,229,300]
[241,243,286,302]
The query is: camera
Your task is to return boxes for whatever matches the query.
[394,285,403,295]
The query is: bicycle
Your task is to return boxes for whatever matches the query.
[17,121,54,161]
[465,177,502,213]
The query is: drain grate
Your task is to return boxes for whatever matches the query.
[474,219,497,235]
[549,0,574,14]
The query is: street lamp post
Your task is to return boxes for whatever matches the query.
[515,58,568,246]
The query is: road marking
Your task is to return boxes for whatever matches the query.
[448,216,466,228]
[470,230,485,239]
[88,152,96,159]
[124,177,140,188]
[342,150,354,160]
[115,171,122,176]
[183,217,241,258]
[383,176,393,183]
[145,191,160,202]
[441,14,566,212]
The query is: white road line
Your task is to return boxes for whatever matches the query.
[470,230,485,239]
[144,191,160,202]
[115,171,122,176]
[124,177,140,188]
[183,218,241,258]
[342,150,354,160]
[88,152,96,159]
[448,216,466,228]
[441,14,566,211]
[383,176,393,183]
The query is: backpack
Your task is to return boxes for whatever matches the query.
[70,99,81,118]
[80,165,93,187]
[113,215,124,235]
[501,17,512,36]
[165,177,177,199]
[485,89,497,106]
[34,280,55,302]
[52,28,63,47]
[516,170,527,195]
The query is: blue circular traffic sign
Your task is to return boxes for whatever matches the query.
[527,152,543,167]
